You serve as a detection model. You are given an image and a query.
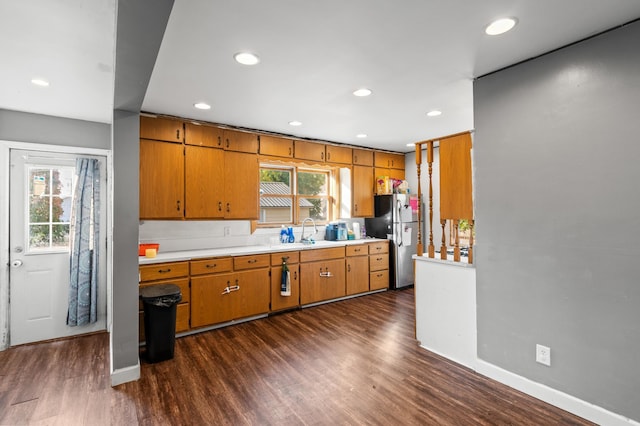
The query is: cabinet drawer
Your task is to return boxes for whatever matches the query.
[190,257,233,275]
[369,270,389,291]
[271,251,300,266]
[369,254,389,271]
[139,261,189,282]
[346,245,367,257]
[368,241,389,255]
[299,246,345,263]
[139,277,190,310]
[234,254,271,270]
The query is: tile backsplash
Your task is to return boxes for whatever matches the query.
[138,220,364,253]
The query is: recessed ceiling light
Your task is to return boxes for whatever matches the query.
[356,134,367,138]
[427,110,442,117]
[353,88,372,97]
[194,102,211,110]
[289,120,302,126]
[406,143,415,147]
[234,52,260,65]
[485,17,517,35]
[31,78,49,87]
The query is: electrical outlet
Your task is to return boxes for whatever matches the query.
[224,226,231,236]
[536,344,551,366]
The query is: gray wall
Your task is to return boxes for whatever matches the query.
[474,21,640,420]
[0,109,110,149]
[110,0,173,375]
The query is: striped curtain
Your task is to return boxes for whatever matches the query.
[67,158,100,326]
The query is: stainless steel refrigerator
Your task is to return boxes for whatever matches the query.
[365,194,418,289]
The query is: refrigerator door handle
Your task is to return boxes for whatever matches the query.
[396,199,403,246]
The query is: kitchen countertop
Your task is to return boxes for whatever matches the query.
[139,238,387,265]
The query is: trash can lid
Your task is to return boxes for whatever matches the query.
[139,283,181,301]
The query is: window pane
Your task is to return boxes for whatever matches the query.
[260,168,293,224]
[298,172,327,196]
[29,225,50,249]
[52,224,70,248]
[300,198,327,221]
[29,169,50,196]
[29,195,51,222]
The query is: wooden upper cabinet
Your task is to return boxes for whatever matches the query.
[294,140,325,162]
[185,145,225,219]
[353,149,373,166]
[140,139,184,219]
[185,123,224,148]
[353,165,374,217]
[224,151,259,219]
[223,129,259,153]
[140,116,184,143]
[325,145,352,165]
[259,135,293,158]
[374,151,405,170]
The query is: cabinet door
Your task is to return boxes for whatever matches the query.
[140,116,183,143]
[353,165,373,217]
[260,135,293,158]
[191,273,235,328]
[185,122,224,148]
[294,140,325,162]
[353,149,373,166]
[236,269,270,318]
[346,256,369,295]
[326,145,352,164]
[271,264,300,312]
[375,151,404,169]
[300,258,345,305]
[140,139,184,219]
[223,129,259,153]
[224,151,259,219]
[185,145,224,218]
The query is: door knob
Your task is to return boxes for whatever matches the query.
[11,260,23,268]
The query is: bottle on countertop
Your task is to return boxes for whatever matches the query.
[287,226,295,243]
[280,225,288,244]
[361,224,367,239]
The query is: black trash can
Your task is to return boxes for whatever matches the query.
[140,283,182,363]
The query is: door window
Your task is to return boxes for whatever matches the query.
[27,165,75,253]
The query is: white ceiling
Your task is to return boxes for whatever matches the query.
[2,1,640,152]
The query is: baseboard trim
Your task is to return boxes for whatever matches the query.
[110,361,140,387]
[476,359,639,426]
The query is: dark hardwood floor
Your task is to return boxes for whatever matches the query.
[0,288,593,425]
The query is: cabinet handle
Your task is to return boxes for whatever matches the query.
[354,204,358,213]
[327,152,330,160]
[226,203,230,213]
[288,147,292,156]
[205,264,217,269]
[157,268,171,273]
[221,283,240,295]
[217,136,222,147]
[377,257,383,261]
[247,259,257,264]
[176,200,181,211]
[347,264,351,272]
[218,201,222,212]
[354,248,361,252]
[176,129,180,140]
[226,138,230,149]
[354,154,358,163]
[294,271,297,280]
[321,151,324,161]
[377,273,383,278]
[319,267,332,278]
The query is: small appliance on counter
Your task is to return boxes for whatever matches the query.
[325,221,348,241]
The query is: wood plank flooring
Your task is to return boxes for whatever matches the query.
[0,288,593,425]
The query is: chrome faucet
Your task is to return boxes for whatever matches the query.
[300,217,317,244]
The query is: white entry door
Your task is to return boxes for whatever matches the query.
[9,150,107,346]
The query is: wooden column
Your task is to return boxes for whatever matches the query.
[453,220,460,262]
[468,220,474,264]
[427,141,435,258]
[415,143,423,256]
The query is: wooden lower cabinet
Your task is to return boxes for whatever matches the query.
[191,268,269,328]
[346,254,369,295]
[300,258,346,305]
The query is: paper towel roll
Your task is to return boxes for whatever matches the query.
[352,222,360,239]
